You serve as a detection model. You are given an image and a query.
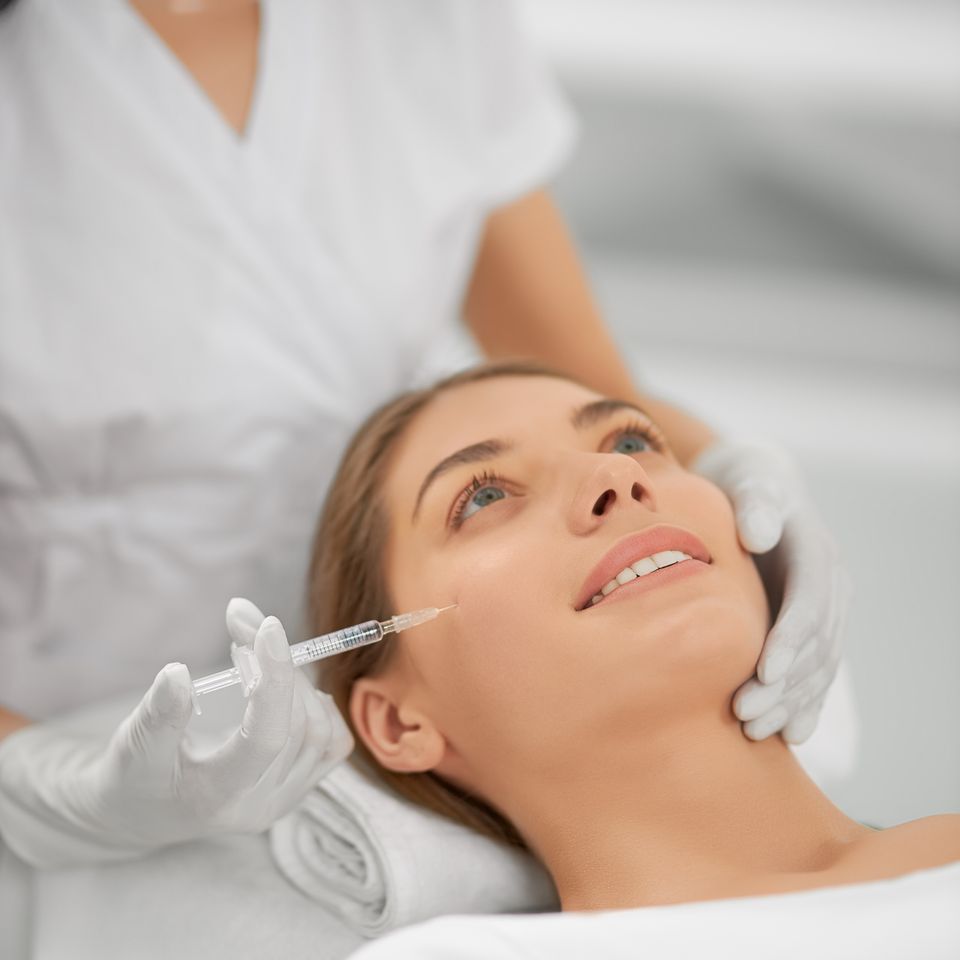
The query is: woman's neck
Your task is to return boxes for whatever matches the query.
[498,711,867,911]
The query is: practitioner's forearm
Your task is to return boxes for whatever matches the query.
[464,188,716,464]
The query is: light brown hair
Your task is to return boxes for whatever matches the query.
[307,360,579,849]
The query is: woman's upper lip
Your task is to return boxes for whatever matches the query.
[574,525,712,611]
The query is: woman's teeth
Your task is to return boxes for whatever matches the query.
[588,551,693,607]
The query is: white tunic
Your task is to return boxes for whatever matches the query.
[0,0,576,717]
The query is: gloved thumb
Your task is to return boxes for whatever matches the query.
[691,441,790,554]
[115,663,194,763]
[225,597,267,648]
[734,493,784,555]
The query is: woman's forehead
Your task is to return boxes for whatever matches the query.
[384,376,600,504]
[404,375,600,461]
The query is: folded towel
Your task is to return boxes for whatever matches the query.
[269,761,558,937]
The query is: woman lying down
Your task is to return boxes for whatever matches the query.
[305,361,959,956]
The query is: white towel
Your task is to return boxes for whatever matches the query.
[269,761,558,937]
[349,861,960,960]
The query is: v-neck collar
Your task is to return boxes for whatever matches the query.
[89,0,305,174]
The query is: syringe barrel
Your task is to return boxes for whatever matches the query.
[290,620,384,666]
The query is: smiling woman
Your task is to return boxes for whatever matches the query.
[308,360,959,912]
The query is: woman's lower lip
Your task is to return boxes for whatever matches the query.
[581,558,711,610]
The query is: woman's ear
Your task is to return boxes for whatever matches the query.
[349,677,446,774]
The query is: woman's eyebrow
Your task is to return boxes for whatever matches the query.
[412,439,512,521]
[571,398,650,430]
[411,399,650,522]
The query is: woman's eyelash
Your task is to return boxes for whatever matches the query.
[447,420,668,529]
[611,419,668,453]
[450,469,506,529]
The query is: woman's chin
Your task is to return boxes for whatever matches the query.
[577,586,765,683]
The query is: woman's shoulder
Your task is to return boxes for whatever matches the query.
[851,813,960,876]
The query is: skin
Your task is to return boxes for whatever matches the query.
[130,0,261,138]
[352,375,960,910]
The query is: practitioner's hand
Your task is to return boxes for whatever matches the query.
[222,597,356,782]
[691,441,848,744]
[0,604,353,868]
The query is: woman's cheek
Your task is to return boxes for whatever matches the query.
[430,547,545,691]
[684,476,771,634]
[447,540,532,634]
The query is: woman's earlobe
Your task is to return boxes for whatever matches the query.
[349,679,445,773]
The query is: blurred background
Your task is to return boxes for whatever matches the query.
[520,0,960,828]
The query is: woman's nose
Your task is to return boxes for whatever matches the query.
[566,453,657,535]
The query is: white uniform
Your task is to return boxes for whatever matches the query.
[0,0,576,717]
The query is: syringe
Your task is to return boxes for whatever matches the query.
[190,604,456,714]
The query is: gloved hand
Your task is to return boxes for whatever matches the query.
[0,601,353,868]
[691,441,849,744]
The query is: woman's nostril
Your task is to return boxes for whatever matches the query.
[592,490,615,516]
[631,482,643,502]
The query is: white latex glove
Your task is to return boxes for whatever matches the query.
[691,441,849,744]
[0,601,353,868]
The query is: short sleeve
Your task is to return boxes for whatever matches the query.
[457,0,579,208]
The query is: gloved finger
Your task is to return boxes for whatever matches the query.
[788,659,838,715]
[755,519,826,684]
[691,443,794,554]
[744,659,837,741]
[739,642,825,735]
[254,674,310,790]
[270,696,354,808]
[263,744,326,822]
[742,704,790,742]
[732,676,786,722]
[302,689,354,767]
[756,605,813,686]
[774,563,848,701]
[774,637,823,689]
[225,597,267,649]
[735,634,823,724]
[113,662,194,766]
[781,695,826,745]
[275,689,353,787]
[729,478,786,555]
[822,565,851,677]
[239,615,296,747]
[202,617,296,795]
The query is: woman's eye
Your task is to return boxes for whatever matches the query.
[459,485,506,522]
[612,432,651,455]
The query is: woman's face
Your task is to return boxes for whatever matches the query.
[361,375,769,793]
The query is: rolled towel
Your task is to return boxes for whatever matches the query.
[269,761,558,937]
